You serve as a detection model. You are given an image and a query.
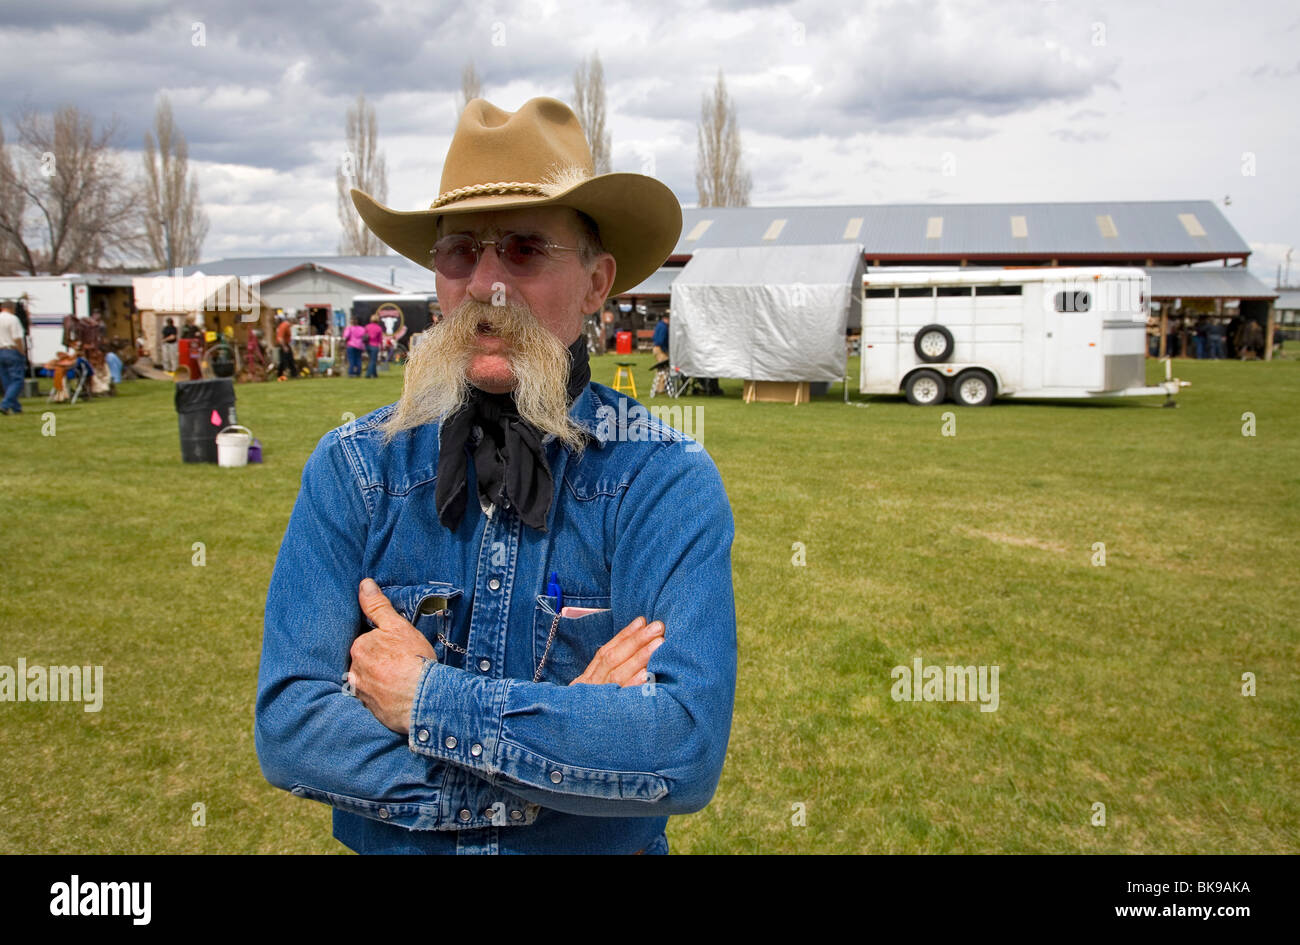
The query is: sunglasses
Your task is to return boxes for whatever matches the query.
[431,232,581,279]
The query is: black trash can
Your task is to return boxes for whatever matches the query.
[175,378,237,463]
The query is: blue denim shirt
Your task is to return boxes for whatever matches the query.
[255,382,737,854]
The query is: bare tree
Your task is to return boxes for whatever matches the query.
[459,62,483,117]
[336,92,388,256]
[0,122,30,275]
[0,105,141,274]
[142,94,208,270]
[573,53,611,174]
[695,70,751,208]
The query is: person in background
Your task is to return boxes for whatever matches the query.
[1193,316,1208,359]
[161,317,179,372]
[275,314,298,379]
[105,349,123,386]
[1224,314,1241,359]
[364,313,383,378]
[245,328,269,382]
[1206,317,1227,360]
[650,312,671,396]
[343,314,367,377]
[0,300,27,415]
[1238,317,1264,360]
[651,312,670,364]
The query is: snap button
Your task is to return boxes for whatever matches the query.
[549,770,563,784]
[470,743,483,757]
[510,809,524,821]
[417,729,430,743]
[479,658,491,672]
[458,808,472,822]
[444,735,457,749]
[488,578,501,591]
[378,807,389,819]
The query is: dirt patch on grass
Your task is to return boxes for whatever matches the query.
[959,527,1070,554]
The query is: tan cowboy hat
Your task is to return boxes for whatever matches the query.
[350,96,681,296]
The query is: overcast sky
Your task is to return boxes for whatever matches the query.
[3,0,1298,282]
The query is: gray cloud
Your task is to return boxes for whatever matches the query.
[0,0,1292,261]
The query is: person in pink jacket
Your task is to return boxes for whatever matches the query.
[364,314,384,378]
[342,316,368,376]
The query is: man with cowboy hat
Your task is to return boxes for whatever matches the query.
[257,97,737,854]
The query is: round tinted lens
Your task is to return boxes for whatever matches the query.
[499,234,550,271]
[434,236,478,277]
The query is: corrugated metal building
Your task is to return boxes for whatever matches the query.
[618,199,1279,358]
[661,200,1249,266]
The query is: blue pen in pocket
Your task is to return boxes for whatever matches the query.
[536,572,565,682]
[547,571,563,612]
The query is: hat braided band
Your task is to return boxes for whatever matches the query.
[429,181,548,209]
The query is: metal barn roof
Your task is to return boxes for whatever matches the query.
[1146,267,1276,300]
[672,201,1249,264]
[151,255,438,294]
[1272,290,1300,311]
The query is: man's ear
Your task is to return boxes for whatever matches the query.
[581,253,617,314]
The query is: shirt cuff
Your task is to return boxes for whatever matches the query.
[408,659,508,778]
[407,659,670,806]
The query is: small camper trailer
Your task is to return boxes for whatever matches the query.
[858,267,1184,405]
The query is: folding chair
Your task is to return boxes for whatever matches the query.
[47,356,92,404]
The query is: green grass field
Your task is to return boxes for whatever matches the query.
[1,353,1296,853]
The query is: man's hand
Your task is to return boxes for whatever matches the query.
[569,616,665,687]
[349,578,435,734]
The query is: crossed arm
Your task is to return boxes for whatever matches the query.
[348,577,666,733]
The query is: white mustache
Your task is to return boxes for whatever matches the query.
[380,299,587,451]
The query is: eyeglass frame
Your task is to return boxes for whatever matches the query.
[429,231,584,279]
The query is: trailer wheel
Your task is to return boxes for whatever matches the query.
[954,369,995,406]
[914,324,954,363]
[904,369,947,406]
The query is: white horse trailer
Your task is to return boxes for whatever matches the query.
[0,274,136,364]
[859,267,1185,406]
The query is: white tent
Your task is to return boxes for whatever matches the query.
[669,244,863,383]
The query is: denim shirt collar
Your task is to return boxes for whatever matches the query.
[547,383,609,451]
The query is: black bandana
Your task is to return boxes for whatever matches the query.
[435,336,590,532]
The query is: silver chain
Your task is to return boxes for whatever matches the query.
[533,612,561,683]
[437,632,468,656]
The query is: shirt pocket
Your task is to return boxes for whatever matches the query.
[373,581,464,665]
[533,594,615,686]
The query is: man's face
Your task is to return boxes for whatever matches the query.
[434,206,615,394]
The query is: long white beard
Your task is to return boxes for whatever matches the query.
[380,298,588,451]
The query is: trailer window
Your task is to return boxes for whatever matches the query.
[898,287,934,298]
[864,288,895,299]
[975,285,1022,296]
[1054,290,1091,313]
[937,286,972,297]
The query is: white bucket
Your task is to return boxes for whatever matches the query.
[216,425,252,468]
